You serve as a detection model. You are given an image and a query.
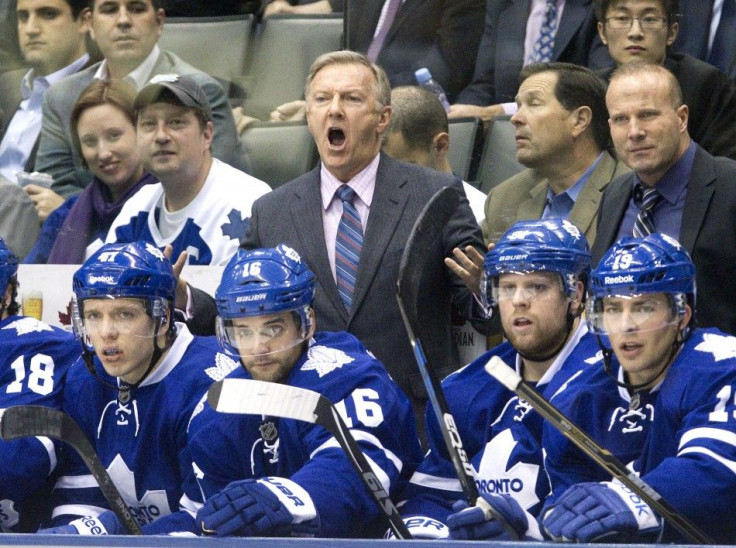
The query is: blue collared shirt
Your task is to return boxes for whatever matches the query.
[616,141,696,241]
[0,53,89,182]
[542,152,603,219]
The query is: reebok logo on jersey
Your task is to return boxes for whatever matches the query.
[236,293,267,303]
[604,275,634,284]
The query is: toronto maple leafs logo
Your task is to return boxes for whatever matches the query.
[205,353,240,381]
[3,317,52,335]
[300,345,354,377]
[695,332,736,361]
[108,455,171,525]
[221,209,249,240]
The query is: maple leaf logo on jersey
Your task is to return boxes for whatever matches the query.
[3,317,52,335]
[205,353,240,381]
[695,332,736,361]
[301,345,354,377]
[221,209,249,240]
[107,454,171,525]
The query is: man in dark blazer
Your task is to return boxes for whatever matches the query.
[449,0,612,121]
[241,51,489,440]
[592,62,736,336]
[595,0,736,160]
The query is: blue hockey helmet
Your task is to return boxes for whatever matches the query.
[587,233,695,333]
[482,218,591,306]
[215,244,316,358]
[0,237,18,297]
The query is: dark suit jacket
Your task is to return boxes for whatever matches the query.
[600,52,736,160]
[591,145,736,336]
[341,0,485,100]
[241,153,488,434]
[674,0,736,81]
[456,0,612,105]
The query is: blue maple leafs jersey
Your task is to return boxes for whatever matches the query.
[0,315,80,532]
[180,331,423,538]
[48,324,239,529]
[105,159,271,265]
[399,322,600,523]
[543,349,657,509]
[630,328,736,543]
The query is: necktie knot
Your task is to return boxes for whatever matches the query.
[337,185,356,203]
[632,184,662,237]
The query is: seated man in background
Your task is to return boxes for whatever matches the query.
[106,75,270,266]
[32,0,244,222]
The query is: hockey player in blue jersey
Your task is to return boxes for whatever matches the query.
[39,241,239,535]
[542,233,736,544]
[164,244,422,538]
[0,237,81,531]
[398,218,601,540]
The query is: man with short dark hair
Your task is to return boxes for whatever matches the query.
[32,0,245,221]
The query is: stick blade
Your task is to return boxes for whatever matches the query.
[396,186,460,333]
[208,379,322,423]
[0,405,64,441]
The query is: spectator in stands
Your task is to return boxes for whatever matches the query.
[482,62,630,247]
[447,0,612,123]
[0,0,24,73]
[106,75,270,266]
[240,51,489,442]
[24,79,155,264]
[0,0,91,185]
[382,86,486,223]
[32,0,244,222]
[674,0,736,81]
[592,62,736,336]
[265,0,483,100]
[595,0,736,160]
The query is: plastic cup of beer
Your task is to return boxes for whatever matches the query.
[16,171,54,189]
[22,290,43,321]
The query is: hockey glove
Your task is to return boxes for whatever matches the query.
[38,511,125,535]
[447,493,543,540]
[383,516,449,539]
[542,481,662,542]
[197,477,320,537]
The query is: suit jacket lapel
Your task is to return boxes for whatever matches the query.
[569,152,617,235]
[553,0,589,59]
[518,176,547,219]
[350,156,408,318]
[291,169,348,322]
[680,146,715,252]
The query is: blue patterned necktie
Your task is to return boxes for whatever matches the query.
[529,0,558,64]
[335,185,363,311]
[632,184,663,238]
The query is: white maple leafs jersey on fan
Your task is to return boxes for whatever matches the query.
[46,324,239,530]
[398,323,601,523]
[177,331,423,538]
[629,328,736,543]
[105,159,271,265]
[0,316,81,532]
[542,349,657,509]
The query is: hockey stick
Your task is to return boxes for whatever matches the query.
[485,356,713,544]
[395,186,520,539]
[0,405,142,535]
[207,378,412,539]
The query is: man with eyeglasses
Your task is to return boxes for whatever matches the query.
[595,0,736,160]
[541,233,736,543]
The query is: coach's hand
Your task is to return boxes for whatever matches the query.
[542,481,662,542]
[197,477,319,537]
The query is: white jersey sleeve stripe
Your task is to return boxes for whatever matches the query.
[35,435,56,475]
[178,493,202,519]
[678,446,736,476]
[51,504,108,519]
[54,474,99,489]
[409,470,463,492]
[679,427,736,450]
[310,429,403,472]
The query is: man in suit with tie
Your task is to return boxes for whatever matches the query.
[32,0,244,222]
[448,0,612,122]
[482,62,630,248]
[241,51,489,441]
[592,62,736,336]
